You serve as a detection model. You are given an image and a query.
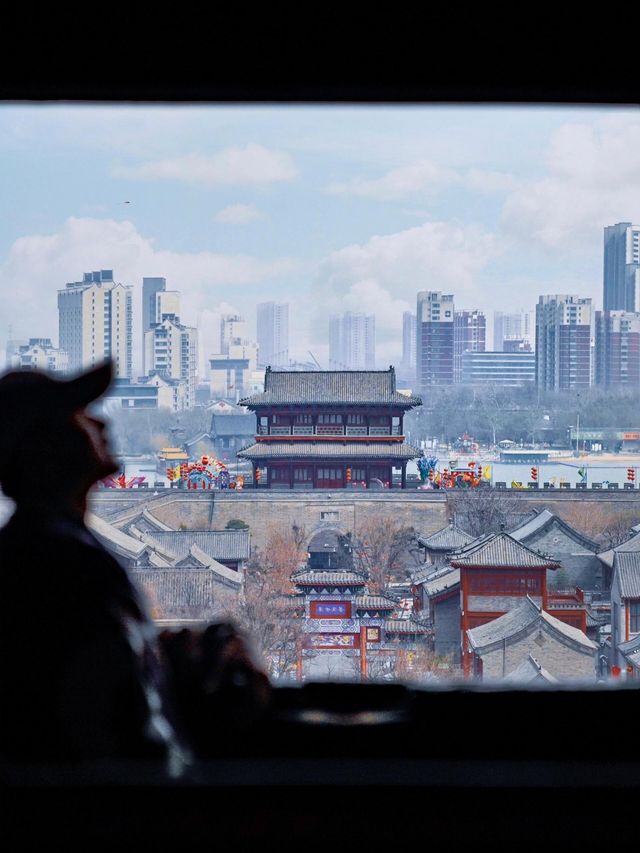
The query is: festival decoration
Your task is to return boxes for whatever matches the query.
[417,455,484,490]
[179,454,240,490]
[417,455,438,485]
[102,473,147,489]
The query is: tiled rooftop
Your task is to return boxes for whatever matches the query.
[238,441,421,460]
[466,597,597,652]
[239,367,422,408]
[450,531,559,570]
[509,509,599,551]
[291,569,367,586]
[614,551,640,598]
[136,530,251,562]
[417,522,475,552]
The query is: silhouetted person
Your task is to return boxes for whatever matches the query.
[0,362,268,767]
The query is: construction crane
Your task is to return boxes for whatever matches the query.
[308,351,323,370]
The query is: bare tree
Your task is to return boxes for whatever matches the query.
[231,524,306,681]
[446,489,526,537]
[365,643,458,684]
[351,516,419,590]
[554,503,640,549]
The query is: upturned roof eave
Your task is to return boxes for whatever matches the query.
[450,559,560,571]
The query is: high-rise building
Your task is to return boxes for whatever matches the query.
[399,311,417,383]
[603,222,640,312]
[416,291,454,390]
[144,313,198,408]
[257,302,289,368]
[535,295,592,391]
[142,277,166,337]
[58,270,132,378]
[453,309,486,382]
[493,310,534,351]
[142,277,181,373]
[220,314,247,355]
[595,310,640,387]
[328,312,375,370]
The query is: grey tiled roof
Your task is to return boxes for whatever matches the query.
[450,532,559,570]
[384,617,432,635]
[131,568,238,620]
[210,414,255,437]
[586,605,610,627]
[410,566,432,585]
[86,512,147,559]
[613,551,640,599]
[509,509,599,552]
[619,633,640,669]
[424,567,460,597]
[137,530,251,562]
[356,594,398,611]
[291,570,367,586]
[503,654,558,684]
[237,440,421,460]
[466,597,597,653]
[417,523,475,552]
[599,529,640,569]
[239,367,422,408]
[618,633,640,655]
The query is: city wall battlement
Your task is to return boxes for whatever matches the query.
[84,488,640,552]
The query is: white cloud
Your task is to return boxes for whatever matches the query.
[501,117,640,250]
[113,144,298,187]
[214,203,264,225]
[298,221,499,365]
[326,159,516,200]
[327,160,459,199]
[0,217,296,372]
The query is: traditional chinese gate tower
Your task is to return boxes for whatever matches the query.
[238,367,422,489]
[291,530,429,680]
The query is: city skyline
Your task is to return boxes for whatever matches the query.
[2,104,640,370]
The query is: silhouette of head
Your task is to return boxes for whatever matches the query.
[0,361,117,506]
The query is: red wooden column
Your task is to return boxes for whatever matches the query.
[360,626,368,680]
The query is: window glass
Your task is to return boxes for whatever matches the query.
[2,101,639,693]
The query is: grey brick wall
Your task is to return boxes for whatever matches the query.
[480,628,597,681]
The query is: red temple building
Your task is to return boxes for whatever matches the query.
[448,530,593,675]
[238,367,422,489]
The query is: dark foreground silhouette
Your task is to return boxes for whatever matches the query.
[0,362,269,767]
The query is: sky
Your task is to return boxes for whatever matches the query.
[2,103,640,373]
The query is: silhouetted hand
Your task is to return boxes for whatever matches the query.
[159,622,271,756]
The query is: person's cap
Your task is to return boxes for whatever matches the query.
[0,360,113,415]
[0,361,113,463]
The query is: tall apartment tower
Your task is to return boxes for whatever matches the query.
[493,310,533,351]
[595,310,640,387]
[453,309,486,382]
[58,270,132,378]
[328,312,375,370]
[142,277,181,373]
[535,295,593,391]
[220,314,247,355]
[416,291,454,390]
[603,222,640,312]
[144,314,198,408]
[257,302,289,368]
[399,311,417,382]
